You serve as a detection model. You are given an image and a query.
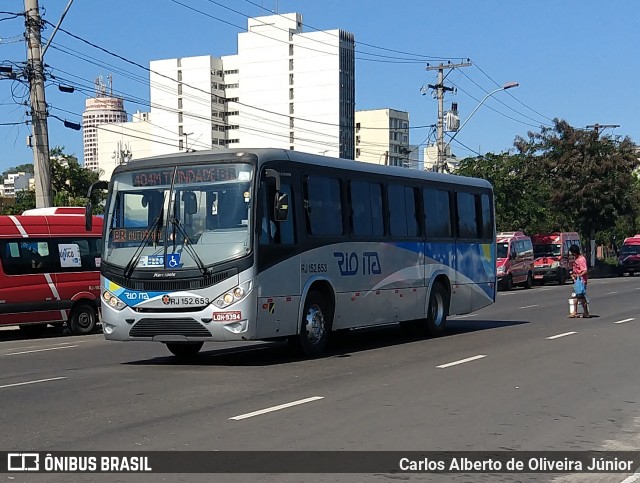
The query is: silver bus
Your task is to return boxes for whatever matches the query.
[86,148,496,358]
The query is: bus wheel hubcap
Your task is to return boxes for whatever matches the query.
[304,306,325,344]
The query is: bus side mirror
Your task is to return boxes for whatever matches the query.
[85,202,93,231]
[85,180,108,231]
[274,191,289,222]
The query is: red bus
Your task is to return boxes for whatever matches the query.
[0,207,102,337]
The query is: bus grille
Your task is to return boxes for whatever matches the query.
[129,318,212,338]
[109,269,236,292]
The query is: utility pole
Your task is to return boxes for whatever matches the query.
[586,123,620,136]
[25,0,52,207]
[426,61,471,172]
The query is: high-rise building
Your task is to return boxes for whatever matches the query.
[223,13,355,159]
[82,76,128,172]
[354,109,410,167]
[94,12,355,178]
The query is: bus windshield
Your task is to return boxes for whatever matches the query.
[533,243,561,257]
[103,163,254,270]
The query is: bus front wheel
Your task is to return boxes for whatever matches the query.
[166,342,204,358]
[291,291,331,357]
[425,283,449,337]
[68,303,97,335]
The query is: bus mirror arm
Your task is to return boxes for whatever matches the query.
[264,169,280,191]
[85,180,109,231]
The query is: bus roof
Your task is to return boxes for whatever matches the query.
[111,148,493,190]
[623,235,640,245]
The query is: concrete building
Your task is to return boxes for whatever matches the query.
[2,172,33,197]
[82,76,128,172]
[423,144,458,172]
[92,13,355,179]
[223,13,355,159]
[96,112,155,181]
[354,109,410,167]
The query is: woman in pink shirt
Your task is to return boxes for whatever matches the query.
[568,244,589,318]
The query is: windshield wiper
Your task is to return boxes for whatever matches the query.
[123,209,164,279]
[168,216,207,275]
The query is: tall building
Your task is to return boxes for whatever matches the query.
[223,13,355,159]
[94,12,355,178]
[82,76,128,172]
[354,109,410,167]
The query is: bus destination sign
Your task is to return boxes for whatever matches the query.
[132,166,237,187]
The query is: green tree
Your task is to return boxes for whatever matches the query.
[1,147,105,215]
[1,163,34,179]
[456,152,558,234]
[516,119,639,263]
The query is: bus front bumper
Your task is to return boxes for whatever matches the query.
[101,302,257,342]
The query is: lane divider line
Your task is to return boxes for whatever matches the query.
[614,318,635,324]
[0,376,67,389]
[519,304,539,309]
[5,345,79,356]
[437,354,487,369]
[546,332,577,340]
[230,396,324,421]
[606,291,618,295]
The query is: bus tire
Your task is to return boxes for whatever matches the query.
[166,342,203,358]
[68,303,97,335]
[504,274,513,291]
[291,291,331,357]
[425,282,449,337]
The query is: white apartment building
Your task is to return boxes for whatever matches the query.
[82,76,128,172]
[223,13,355,159]
[2,172,33,197]
[96,112,155,181]
[354,109,410,167]
[92,13,355,179]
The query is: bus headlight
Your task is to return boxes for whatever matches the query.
[214,281,252,309]
[102,290,126,311]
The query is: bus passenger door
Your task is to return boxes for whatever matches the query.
[255,175,299,339]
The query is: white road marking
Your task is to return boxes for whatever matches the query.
[436,354,487,369]
[620,469,640,483]
[498,292,516,296]
[519,304,539,309]
[606,291,618,295]
[5,345,78,356]
[538,288,552,291]
[229,396,324,421]
[0,376,66,389]
[546,332,577,340]
[614,318,635,325]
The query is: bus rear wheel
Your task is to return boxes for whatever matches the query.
[166,342,204,358]
[290,291,331,357]
[423,283,449,337]
[68,303,97,335]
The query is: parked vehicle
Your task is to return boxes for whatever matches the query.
[0,207,103,337]
[617,235,640,276]
[496,232,534,290]
[531,232,581,285]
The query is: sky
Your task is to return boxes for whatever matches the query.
[1,0,639,174]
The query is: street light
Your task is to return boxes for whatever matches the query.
[440,81,519,171]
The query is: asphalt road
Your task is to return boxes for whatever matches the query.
[2,276,640,483]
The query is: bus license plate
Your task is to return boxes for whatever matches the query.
[213,311,242,322]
